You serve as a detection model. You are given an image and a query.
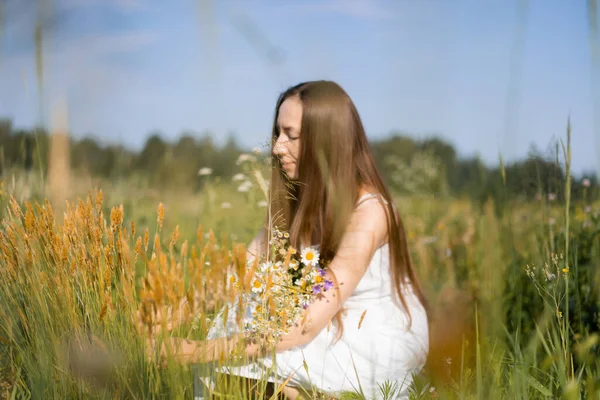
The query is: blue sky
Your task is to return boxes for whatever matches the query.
[1,0,598,175]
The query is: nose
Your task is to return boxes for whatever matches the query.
[272,135,288,157]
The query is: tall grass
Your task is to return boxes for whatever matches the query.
[0,128,599,399]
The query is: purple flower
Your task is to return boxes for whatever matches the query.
[303,303,309,309]
[318,268,326,277]
[324,280,334,291]
[312,284,323,294]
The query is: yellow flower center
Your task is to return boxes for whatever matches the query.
[253,280,262,288]
[306,252,314,261]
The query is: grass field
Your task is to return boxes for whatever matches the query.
[0,138,599,399]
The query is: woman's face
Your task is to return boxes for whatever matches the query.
[273,96,302,180]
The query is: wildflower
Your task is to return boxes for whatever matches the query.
[221,202,232,209]
[232,173,246,182]
[544,270,556,282]
[242,227,334,343]
[251,278,263,293]
[259,261,274,273]
[548,193,557,201]
[285,260,297,271]
[583,178,591,188]
[562,268,569,274]
[585,206,592,213]
[301,247,320,267]
[236,154,256,165]
[237,181,252,193]
[198,167,213,176]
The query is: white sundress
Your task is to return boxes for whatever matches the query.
[203,193,429,399]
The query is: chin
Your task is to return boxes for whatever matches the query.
[285,171,298,181]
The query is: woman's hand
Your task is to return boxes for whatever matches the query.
[145,335,248,366]
[145,336,212,366]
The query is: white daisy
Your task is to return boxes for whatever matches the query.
[259,261,273,273]
[301,247,320,267]
[251,277,264,293]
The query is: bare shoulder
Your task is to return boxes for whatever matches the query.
[347,196,389,249]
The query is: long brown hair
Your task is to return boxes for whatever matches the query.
[267,80,427,336]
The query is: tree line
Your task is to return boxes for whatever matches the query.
[0,118,595,205]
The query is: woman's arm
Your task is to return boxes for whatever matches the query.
[246,227,267,263]
[266,199,388,349]
[155,200,389,363]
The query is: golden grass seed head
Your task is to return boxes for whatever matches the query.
[157,203,164,230]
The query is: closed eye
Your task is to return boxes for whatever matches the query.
[276,128,299,141]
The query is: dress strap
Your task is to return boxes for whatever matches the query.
[356,193,379,208]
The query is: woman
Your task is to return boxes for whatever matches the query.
[156,81,429,399]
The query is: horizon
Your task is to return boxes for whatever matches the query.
[1,0,598,175]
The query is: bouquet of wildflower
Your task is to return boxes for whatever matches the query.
[227,227,335,345]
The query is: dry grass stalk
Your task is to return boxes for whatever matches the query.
[46,98,71,216]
